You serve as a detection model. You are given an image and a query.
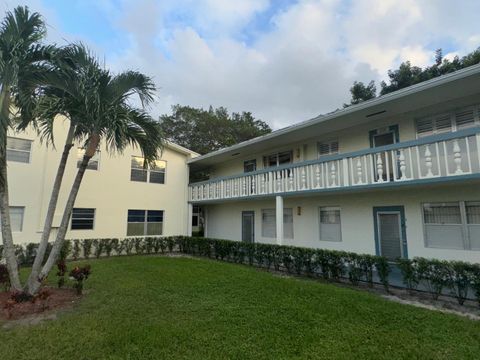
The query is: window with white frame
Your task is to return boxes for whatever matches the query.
[318,140,339,157]
[6,137,32,163]
[127,209,164,236]
[130,156,166,184]
[415,105,480,137]
[71,208,95,230]
[9,207,24,232]
[261,208,293,239]
[77,148,100,170]
[319,207,342,242]
[423,201,479,250]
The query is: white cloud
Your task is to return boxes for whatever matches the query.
[7,0,480,129]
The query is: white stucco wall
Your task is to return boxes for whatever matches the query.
[204,182,480,262]
[7,117,195,244]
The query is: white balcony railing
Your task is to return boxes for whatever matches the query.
[189,128,480,202]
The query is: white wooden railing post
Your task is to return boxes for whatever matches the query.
[453,139,464,175]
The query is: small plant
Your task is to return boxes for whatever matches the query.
[3,298,16,319]
[0,264,10,291]
[56,260,68,288]
[472,265,480,308]
[33,288,52,311]
[10,291,34,303]
[70,265,92,295]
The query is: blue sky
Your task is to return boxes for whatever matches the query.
[3,0,480,128]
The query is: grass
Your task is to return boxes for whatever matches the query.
[1,256,480,360]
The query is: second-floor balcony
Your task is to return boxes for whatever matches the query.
[189,127,480,202]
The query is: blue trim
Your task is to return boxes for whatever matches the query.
[189,127,480,186]
[373,206,408,259]
[242,211,255,243]
[189,172,480,204]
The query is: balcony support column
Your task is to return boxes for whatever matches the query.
[276,195,284,245]
[187,203,193,236]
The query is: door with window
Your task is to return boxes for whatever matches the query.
[369,126,399,181]
[242,211,255,243]
[373,206,407,261]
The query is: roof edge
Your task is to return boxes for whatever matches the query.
[188,63,480,164]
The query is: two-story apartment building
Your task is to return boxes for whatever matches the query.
[7,117,198,244]
[188,65,480,263]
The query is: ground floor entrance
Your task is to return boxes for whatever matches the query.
[242,211,255,243]
[373,206,408,261]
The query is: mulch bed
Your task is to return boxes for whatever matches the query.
[0,287,80,323]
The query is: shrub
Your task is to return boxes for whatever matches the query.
[447,261,474,306]
[93,239,105,259]
[122,238,134,255]
[346,253,363,286]
[133,238,145,255]
[472,265,480,308]
[359,254,376,287]
[104,239,115,257]
[56,260,67,288]
[397,258,419,294]
[24,243,38,265]
[374,256,390,292]
[72,240,81,260]
[416,257,450,300]
[144,238,155,254]
[82,239,93,259]
[60,240,72,262]
[70,265,91,295]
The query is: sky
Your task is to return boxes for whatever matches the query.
[2,0,480,129]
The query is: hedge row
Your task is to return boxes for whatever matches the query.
[1,237,479,306]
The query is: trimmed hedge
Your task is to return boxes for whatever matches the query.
[1,237,479,306]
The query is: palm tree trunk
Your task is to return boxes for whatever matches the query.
[25,124,75,294]
[29,134,99,295]
[0,88,22,291]
[0,156,22,291]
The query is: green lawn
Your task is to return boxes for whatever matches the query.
[1,256,479,359]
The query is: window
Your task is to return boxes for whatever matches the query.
[416,105,480,137]
[244,159,257,173]
[130,156,166,184]
[77,148,100,170]
[6,137,32,163]
[127,209,164,236]
[423,202,480,250]
[9,207,24,232]
[71,208,95,230]
[319,207,342,242]
[263,151,292,168]
[318,140,339,157]
[261,208,293,239]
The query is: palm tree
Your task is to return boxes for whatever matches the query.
[0,6,54,291]
[25,44,163,295]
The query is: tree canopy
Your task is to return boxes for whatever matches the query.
[345,48,480,106]
[159,105,271,154]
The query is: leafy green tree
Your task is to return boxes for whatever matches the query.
[0,6,55,291]
[344,80,376,107]
[26,44,162,295]
[160,105,271,154]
